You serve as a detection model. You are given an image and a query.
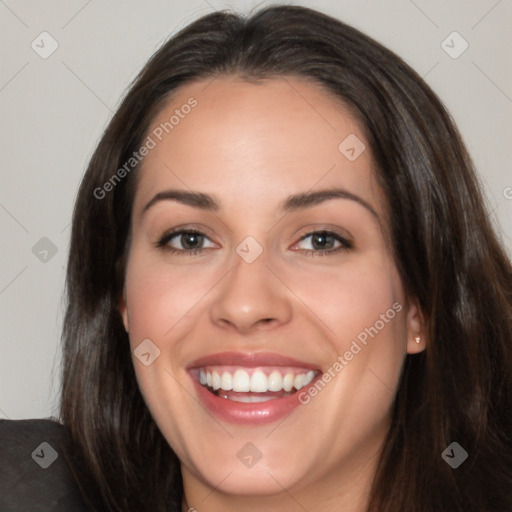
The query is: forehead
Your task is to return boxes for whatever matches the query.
[133,75,384,216]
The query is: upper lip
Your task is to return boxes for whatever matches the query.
[187,351,320,370]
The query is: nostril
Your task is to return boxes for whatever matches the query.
[259,318,275,325]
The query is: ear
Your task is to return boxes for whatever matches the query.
[405,299,426,354]
[119,286,129,333]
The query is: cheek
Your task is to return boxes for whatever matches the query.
[293,255,406,443]
[284,250,408,408]
[339,265,403,343]
[124,254,214,342]
[124,268,169,341]
[285,252,405,348]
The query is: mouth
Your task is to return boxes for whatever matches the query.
[187,352,321,424]
[193,366,318,402]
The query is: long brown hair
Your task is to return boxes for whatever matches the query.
[60,5,512,511]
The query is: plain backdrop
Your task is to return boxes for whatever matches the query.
[0,0,511,420]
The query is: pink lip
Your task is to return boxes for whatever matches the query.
[187,351,319,370]
[187,351,321,425]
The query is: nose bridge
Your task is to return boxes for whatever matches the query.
[209,242,292,332]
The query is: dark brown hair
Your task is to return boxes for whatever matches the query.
[60,5,512,511]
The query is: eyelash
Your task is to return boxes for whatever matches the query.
[156,228,353,257]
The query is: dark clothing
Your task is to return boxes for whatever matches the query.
[0,419,91,511]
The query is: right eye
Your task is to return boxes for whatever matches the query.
[157,229,217,255]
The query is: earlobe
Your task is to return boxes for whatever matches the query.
[119,289,129,333]
[406,301,426,354]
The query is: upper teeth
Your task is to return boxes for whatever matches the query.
[199,368,317,393]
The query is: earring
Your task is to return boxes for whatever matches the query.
[414,336,421,344]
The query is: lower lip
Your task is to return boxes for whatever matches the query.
[190,373,318,425]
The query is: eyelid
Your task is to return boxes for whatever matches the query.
[156,223,218,243]
[291,224,353,245]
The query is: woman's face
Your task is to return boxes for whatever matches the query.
[120,76,424,507]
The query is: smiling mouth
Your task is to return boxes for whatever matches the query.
[195,366,319,403]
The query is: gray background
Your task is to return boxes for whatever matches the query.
[1,0,511,420]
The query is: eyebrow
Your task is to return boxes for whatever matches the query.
[142,190,219,214]
[141,187,378,218]
[280,188,378,218]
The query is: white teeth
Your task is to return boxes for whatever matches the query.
[212,371,221,391]
[250,371,268,392]
[220,371,233,391]
[282,373,294,392]
[198,367,317,394]
[294,373,305,390]
[232,369,251,392]
[268,370,283,392]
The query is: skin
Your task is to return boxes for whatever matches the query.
[119,76,426,512]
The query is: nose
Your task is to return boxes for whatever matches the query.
[209,249,293,334]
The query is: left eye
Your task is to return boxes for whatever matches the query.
[293,231,351,253]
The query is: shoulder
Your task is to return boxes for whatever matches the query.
[0,417,68,444]
[0,418,91,511]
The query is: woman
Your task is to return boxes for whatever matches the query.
[4,4,511,512]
